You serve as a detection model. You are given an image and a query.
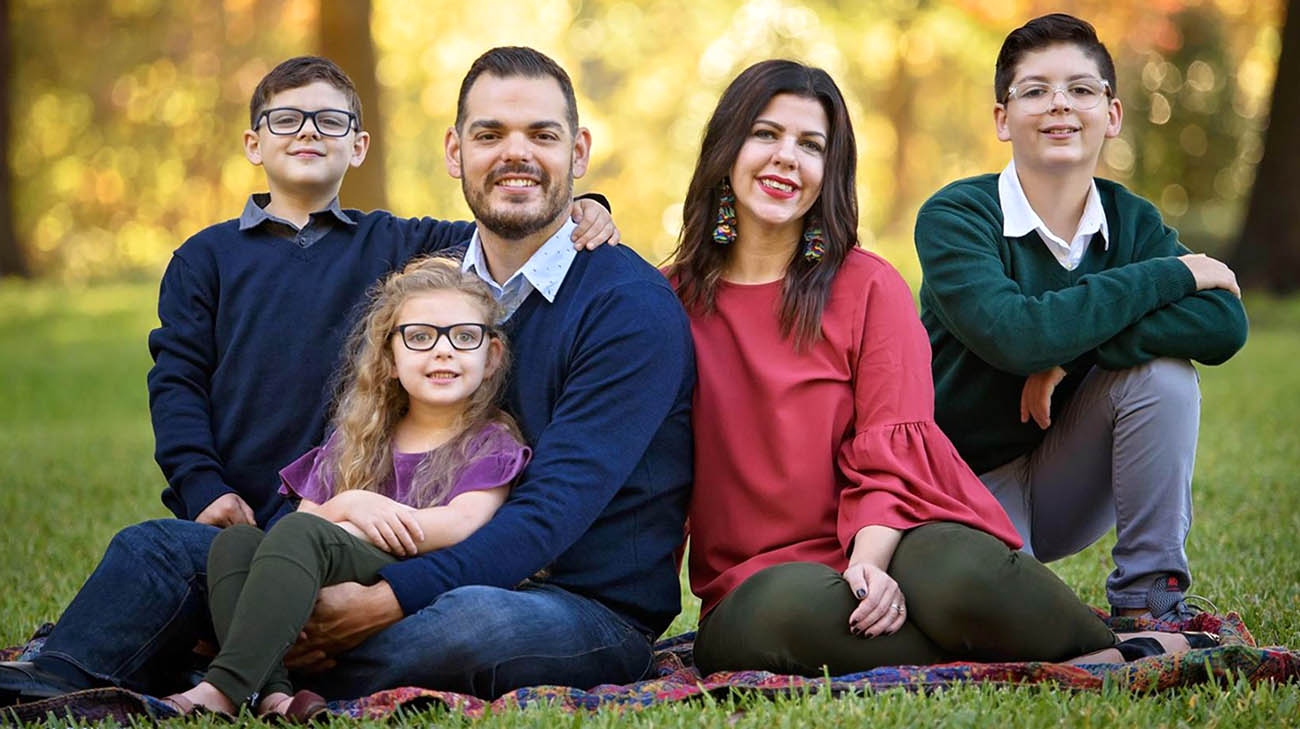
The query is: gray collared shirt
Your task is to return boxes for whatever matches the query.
[238,193,356,248]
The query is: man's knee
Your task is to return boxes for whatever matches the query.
[107,519,217,572]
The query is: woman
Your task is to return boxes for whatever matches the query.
[667,60,1212,676]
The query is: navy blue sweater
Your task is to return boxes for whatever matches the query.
[147,212,473,525]
[378,245,695,637]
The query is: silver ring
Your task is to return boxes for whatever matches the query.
[892,603,904,613]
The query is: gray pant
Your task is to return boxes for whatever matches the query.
[978,358,1200,609]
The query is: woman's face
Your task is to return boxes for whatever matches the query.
[728,93,829,238]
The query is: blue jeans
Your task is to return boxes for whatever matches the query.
[36,519,655,700]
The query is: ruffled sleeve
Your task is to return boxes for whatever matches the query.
[444,423,532,502]
[277,433,337,505]
[835,264,1022,554]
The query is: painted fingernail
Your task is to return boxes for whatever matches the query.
[855,589,866,599]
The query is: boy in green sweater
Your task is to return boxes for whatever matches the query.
[913,14,1247,620]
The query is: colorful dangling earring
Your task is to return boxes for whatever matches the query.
[712,179,737,245]
[802,216,825,262]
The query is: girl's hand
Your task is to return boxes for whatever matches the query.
[569,198,621,250]
[842,562,907,638]
[334,520,367,541]
[324,491,425,556]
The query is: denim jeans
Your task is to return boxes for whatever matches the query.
[36,518,654,700]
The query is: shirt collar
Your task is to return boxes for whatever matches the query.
[461,218,578,304]
[238,193,355,232]
[997,160,1108,250]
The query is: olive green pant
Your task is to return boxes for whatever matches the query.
[694,522,1116,676]
[203,511,396,706]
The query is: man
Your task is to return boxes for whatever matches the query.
[2,47,693,706]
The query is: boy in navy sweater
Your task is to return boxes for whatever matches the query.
[0,56,623,704]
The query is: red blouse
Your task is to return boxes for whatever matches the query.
[686,248,1022,616]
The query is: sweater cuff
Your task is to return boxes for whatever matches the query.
[1152,256,1197,306]
[377,558,443,616]
[574,192,611,212]
[180,473,235,521]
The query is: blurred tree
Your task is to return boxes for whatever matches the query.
[1232,0,1299,293]
[320,0,386,213]
[0,0,26,278]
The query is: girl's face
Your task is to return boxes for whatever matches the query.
[728,93,829,240]
[389,290,502,419]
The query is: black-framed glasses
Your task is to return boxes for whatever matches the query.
[392,323,495,352]
[1004,78,1112,114]
[254,107,358,137]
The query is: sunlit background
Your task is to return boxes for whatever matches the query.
[8,0,1285,283]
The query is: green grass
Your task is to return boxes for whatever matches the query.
[2,280,1298,727]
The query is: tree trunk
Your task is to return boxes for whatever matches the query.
[0,0,29,278]
[1231,0,1300,293]
[319,0,387,213]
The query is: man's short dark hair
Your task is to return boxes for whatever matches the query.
[455,47,579,132]
[249,56,363,129]
[995,14,1117,102]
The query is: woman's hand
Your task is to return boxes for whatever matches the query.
[842,562,907,638]
[323,490,425,556]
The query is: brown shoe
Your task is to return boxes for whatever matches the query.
[283,689,329,723]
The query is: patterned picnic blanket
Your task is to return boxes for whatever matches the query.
[4,610,1298,723]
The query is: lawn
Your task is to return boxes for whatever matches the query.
[1,279,1298,727]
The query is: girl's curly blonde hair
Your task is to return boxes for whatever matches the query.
[323,255,520,508]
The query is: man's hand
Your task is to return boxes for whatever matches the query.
[283,581,404,672]
[195,493,256,527]
[1179,254,1241,298]
[842,563,906,638]
[1020,366,1067,430]
[569,198,620,250]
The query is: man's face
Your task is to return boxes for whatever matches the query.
[993,43,1122,173]
[243,81,369,195]
[445,74,590,240]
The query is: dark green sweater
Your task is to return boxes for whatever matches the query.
[915,174,1248,474]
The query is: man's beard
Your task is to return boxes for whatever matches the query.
[463,162,573,240]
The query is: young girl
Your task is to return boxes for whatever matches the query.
[162,257,529,719]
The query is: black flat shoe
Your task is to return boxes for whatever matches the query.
[0,661,90,706]
[1114,631,1221,661]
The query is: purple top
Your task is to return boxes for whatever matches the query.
[278,422,530,508]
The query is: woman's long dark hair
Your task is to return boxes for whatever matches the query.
[668,60,858,348]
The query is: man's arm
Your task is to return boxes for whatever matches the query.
[146,252,247,523]
[915,193,1198,376]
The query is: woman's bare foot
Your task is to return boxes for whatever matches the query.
[169,680,237,714]
[257,691,294,717]
[1065,631,1192,665]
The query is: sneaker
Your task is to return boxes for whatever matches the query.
[1137,574,1217,623]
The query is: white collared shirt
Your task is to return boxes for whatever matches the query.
[998,159,1109,270]
[461,218,578,320]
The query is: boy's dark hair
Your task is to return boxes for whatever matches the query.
[995,14,1117,102]
[249,56,363,129]
[455,46,578,132]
